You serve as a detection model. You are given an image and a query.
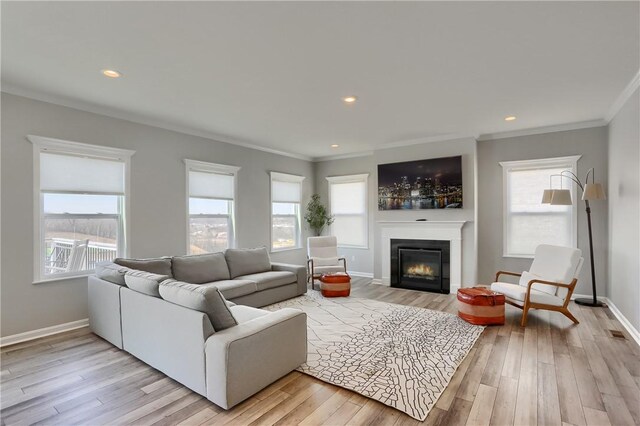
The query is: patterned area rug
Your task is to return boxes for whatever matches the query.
[265,291,484,421]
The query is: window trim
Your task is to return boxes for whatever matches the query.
[326,173,369,249]
[269,171,305,252]
[28,135,135,283]
[499,155,581,259]
[184,159,241,254]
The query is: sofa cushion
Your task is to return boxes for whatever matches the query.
[124,270,170,297]
[229,305,270,324]
[491,281,564,306]
[224,247,271,278]
[159,280,237,332]
[115,257,173,276]
[235,271,296,291]
[201,280,258,300]
[172,253,230,284]
[95,261,132,286]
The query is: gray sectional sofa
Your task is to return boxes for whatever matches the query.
[88,247,308,409]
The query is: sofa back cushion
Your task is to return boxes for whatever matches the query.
[159,280,238,331]
[115,257,173,277]
[172,253,230,284]
[95,261,132,286]
[124,270,170,297]
[224,247,271,278]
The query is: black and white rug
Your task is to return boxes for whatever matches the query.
[265,291,484,421]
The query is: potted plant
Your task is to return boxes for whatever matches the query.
[304,194,334,236]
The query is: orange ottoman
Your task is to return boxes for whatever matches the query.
[319,273,351,297]
[457,287,505,325]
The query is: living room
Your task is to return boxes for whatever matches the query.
[1,2,639,425]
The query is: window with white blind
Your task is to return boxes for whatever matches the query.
[270,172,305,251]
[29,135,134,282]
[185,160,240,254]
[327,174,369,248]
[500,156,580,258]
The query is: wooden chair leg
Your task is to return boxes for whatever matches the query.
[520,303,530,327]
[562,308,579,324]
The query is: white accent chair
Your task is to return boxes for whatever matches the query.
[491,244,584,327]
[307,236,346,290]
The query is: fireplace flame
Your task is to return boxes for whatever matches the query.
[406,264,435,277]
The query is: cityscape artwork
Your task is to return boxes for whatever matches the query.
[378,156,463,210]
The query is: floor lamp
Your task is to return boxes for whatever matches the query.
[541,168,606,307]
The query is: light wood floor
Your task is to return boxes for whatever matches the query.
[1,279,639,426]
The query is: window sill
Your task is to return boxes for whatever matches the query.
[502,254,535,260]
[270,247,302,254]
[33,273,93,285]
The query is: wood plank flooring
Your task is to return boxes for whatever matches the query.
[1,278,639,425]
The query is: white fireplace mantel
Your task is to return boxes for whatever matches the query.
[377,220,467,287]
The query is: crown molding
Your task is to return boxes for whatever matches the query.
[1,84,313,162]
[605,69,640,123]
[476,119,607,142]
[376,133,476,150]
[313,151,374,162]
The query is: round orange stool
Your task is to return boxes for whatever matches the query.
[319,273,351,297]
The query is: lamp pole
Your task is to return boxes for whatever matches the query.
[554,170,604,307]
[576,199,603,306]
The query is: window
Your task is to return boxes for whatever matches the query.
[270,172,305,251]
[185,160,240,254]
[501,156,580,258]
[327,174,369,248]
[29,135,134,282]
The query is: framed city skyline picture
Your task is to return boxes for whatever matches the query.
[378,155,463,210]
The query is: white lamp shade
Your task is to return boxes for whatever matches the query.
[550,189,572,205]
[582,183,606,201]
[541,189,554,204]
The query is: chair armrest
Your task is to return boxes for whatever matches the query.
[524,278,576,304]
[338,257,347,271]
[205,308,307,409]
[495,270,522,282]
[272,262,307,295]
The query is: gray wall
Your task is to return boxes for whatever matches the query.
[608,88,639,331]
[1,93,314,337]
[315,137,477,285]
[477,127,609,296]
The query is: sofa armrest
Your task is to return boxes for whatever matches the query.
[205,308,307,409]
[271,262,307,295]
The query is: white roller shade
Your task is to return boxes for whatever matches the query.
[330,181,366,214]
[272,180,302,203]
[40,152,125,194]
[189,170,234,200]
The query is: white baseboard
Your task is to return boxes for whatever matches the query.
[0,318,89,347]
[348,271,374,278]
[371,278,385,286]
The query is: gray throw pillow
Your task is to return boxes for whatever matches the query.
[95,261,132,285]
[172,252,230,284]
[224,247,271,278]
[114,257,173,276]
[124,270,170,297]
[159,280,238,332]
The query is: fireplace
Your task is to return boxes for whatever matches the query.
[391,239,450,293]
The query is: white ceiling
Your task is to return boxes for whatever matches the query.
[2,1,638,160]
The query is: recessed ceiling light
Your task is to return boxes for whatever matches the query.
[102,69,122,78]
[504,115,517,121]
[331,144,339,148]
[342,96,357,104]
